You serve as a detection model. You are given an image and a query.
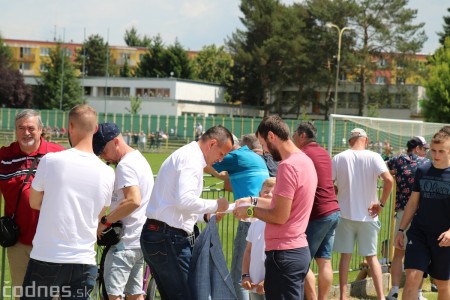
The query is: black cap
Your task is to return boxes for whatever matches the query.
[93,122,120,156]
[407,136,430,150]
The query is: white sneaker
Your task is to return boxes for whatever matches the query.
[418,294,427,300]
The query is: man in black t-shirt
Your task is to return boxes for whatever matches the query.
[395,130,450,300]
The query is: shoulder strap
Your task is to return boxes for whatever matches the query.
[12,156,41,219]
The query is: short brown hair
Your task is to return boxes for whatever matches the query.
[69,104,98,133]
[256,115,290,141]
[431,130,450,145]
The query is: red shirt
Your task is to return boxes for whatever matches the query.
[0,138,65,245]
[301,143,340,221]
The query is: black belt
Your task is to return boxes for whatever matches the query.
[146,219,189,237]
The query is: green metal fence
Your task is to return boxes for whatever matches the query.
[0,108,330,148]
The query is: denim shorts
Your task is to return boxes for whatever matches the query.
[104,244,145,296]
[306,211,340,259]
[333,218,381,256]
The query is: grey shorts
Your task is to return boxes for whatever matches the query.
[104,244,145,296]
[333,218,381,256]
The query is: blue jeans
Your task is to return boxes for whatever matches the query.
[140,220,193,300]
[21,258,97,300]
[231,221,251,300]
[306,211,340,259]
[264,247,311,300]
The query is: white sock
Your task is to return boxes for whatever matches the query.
[388,286,399,296]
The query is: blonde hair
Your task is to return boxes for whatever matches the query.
[69,104,98,133]
[262,177,276,189]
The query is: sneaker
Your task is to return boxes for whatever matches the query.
[418,294,427,300]
[431,283,438,292]
[386,293,398,300]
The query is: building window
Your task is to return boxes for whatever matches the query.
[376,76,386,85]
[121,53,131,60]
[39,63,47,72]
[378,58,388,67]
[40,48,51,57]
[396,77,405,85]
[19,63,31,71]
[20,47,31,58]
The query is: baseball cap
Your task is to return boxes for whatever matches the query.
[348,128,368,141]
[93,122,120,156]
[409,136,430,149]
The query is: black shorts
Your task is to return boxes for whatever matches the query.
[405,228,450,280]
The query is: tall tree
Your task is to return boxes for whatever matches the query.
[438,8,450,46]
[192,45,234,101]
[0,33,12,68]
[422,37,450,122]
[135,35,166,77]
[124,26,151,48]
[35,43,82,110]
[346,0,426,115]
[228,0,284,114]
[0,34,32,108]
[136,36,193,79]
[75,34,116,76]
[164,39,193,79]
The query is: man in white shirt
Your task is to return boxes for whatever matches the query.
[93,122,154,300]
[22,105,115,300]
[141,125,233,299]
[332,128,393,300]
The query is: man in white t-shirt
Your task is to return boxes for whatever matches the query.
[23,105,115,300]
[93,122,154,300]
[332,128,393,300]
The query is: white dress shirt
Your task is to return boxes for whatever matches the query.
[146,141,218,233]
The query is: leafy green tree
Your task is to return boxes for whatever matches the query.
[35,43,82,110]
[346,0,426,115]
[124,26,151,48]
[120,59,132,77]
[0,33,12,68]
[438,8,450,46]
[135,35,167,77]
[125,96,142,115]
[228,0,284,114]
[0,34,32,108]
[136,36,193,79]
[422,38,450,122]
[192,45,234,101]
[164,39,193,79]
[76,34,116,76]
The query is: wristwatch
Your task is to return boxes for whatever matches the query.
[101,215,112,227]
[246,206,254,218]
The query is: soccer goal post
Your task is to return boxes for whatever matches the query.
[328,114,448,157]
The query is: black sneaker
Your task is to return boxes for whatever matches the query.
[431,283,438,292]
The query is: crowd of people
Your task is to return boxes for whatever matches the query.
[0,108,449,300]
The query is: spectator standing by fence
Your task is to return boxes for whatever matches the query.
[140,125,233,299]
[93,122,154,300]
[332,128,393,300]
[22,105,115,299]
[395,130,450,300]
[386,136,430,300]
[234,116,317,300]
[293,122,341,300]
[0,109,65,298]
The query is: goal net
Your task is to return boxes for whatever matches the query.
[328,114,449,157]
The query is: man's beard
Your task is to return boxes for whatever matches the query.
[267,140,282,161]
[20,137,36,148]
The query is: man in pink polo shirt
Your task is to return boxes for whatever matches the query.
[234,115,317,300]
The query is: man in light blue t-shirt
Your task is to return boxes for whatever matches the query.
[205,135,269,300]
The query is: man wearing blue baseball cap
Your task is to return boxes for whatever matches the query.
[93,122,154,300]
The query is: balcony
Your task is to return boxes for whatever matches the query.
[18,54,36,62]
[115,58,136,67]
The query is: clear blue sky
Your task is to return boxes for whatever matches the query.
[0,0,447,54]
